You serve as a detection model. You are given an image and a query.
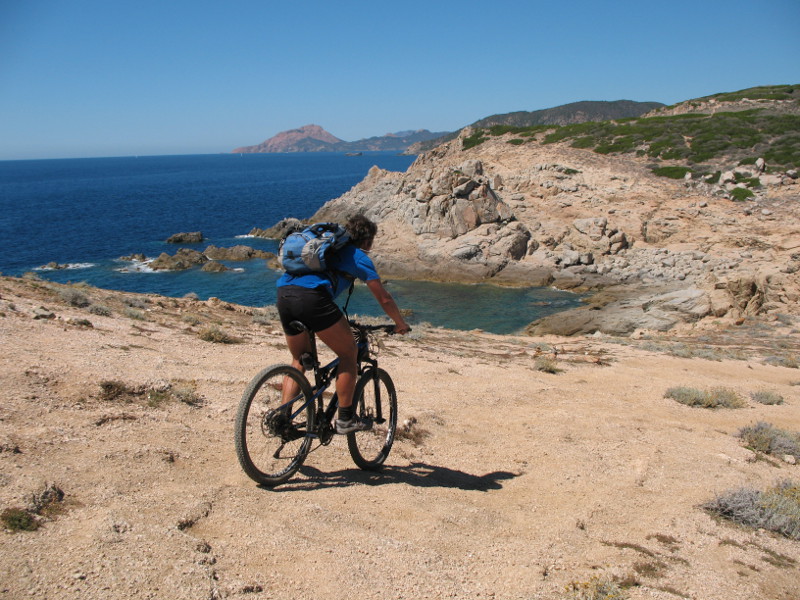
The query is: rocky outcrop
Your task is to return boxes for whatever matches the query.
[258,125,798,335]
[150,249,207,271]
[148,246,275,271]
[166,232,204,244]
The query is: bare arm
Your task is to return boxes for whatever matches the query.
[365,279,411,334]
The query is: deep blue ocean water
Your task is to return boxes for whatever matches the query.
[0,153,582,333]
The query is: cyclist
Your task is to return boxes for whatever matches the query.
[276,214,411,433]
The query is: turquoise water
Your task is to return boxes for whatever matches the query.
[0,153,582,333]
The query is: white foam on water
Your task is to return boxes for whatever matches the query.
[34,262,96,271]
[115,258,156,273]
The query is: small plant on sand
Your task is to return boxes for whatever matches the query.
[58,288,91,308]
[88,304,112,316]
[764,354,799,369]
[252,306,279,325]
[704,479,800,540]
[396,416,430,446]
[98,380,203,407]
[181,313,203,326]
[664,386,745,408]
[535,356,562,374]
[738,422,800,459]
[750,390,784,405]
[99,380,139,402]
[1,483,66,532]
[565,575,628,599]
[123,307,146,320]
[1,507,39,532]
[198,325,241,344]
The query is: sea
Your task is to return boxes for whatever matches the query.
[0,152,583,334]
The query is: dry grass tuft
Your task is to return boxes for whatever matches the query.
[198,325,241,344]
[565,575,630,599]
[737,422,800,458]
[704,479,800,540]
[664,386,745,408]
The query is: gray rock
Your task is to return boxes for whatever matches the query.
[459,160,483,178]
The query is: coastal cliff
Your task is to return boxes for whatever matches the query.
[300,88,799,335]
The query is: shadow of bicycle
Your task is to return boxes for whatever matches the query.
[266,462,520,492]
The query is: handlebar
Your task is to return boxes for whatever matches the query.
[348,321,410,335]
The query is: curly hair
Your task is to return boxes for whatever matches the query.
[345,214,378,246]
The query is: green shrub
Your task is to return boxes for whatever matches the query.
[738,422,800,457]
[730,187,755,201]
[507,138,525,145]
[1,507,39,532]
[664,386,745,408]
[704,480,800,540]
[462,131,487,150]
[652,166,692,179]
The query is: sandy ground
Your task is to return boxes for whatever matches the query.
[1,276,799,600]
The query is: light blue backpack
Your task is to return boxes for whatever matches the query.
[278,223,351,276]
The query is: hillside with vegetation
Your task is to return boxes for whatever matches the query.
[461,84,800,180]
[409,99,664,153]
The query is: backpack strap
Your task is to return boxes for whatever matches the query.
[341,278,355,319]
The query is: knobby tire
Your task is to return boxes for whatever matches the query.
[234,364,315,486]
[347,368,397,470]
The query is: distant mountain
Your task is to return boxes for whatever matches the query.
[232,125,343,153]
[408,100,665,153]
[232,124,448,154]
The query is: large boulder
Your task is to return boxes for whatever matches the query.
[150,249,207,271]
[166,232,204,244]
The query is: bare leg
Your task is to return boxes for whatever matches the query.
[283,331,311,405]
[315,317,358,409]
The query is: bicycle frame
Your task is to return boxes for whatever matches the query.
[289,321,382,442]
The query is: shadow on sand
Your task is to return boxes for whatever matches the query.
[263,462,520,492]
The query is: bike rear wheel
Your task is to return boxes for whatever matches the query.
[347,368,397,470]
[235,365,315,486]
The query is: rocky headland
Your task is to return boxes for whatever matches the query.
[267,102,800,336]
[232,124,447,154]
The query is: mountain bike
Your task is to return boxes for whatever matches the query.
[234,320,399,487]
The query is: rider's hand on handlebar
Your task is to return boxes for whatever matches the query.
[394,323,411,335]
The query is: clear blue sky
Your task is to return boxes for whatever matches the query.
[1,0,798,160]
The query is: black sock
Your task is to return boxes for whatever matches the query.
[339,406,353,421]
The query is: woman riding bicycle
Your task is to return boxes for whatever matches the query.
[276,214,411,434]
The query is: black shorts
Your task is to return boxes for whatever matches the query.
[276,285,343,336]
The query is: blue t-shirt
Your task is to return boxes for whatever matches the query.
[276,243,380,299]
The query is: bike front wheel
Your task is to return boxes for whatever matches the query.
[234,365,315,486]
[347,368,397,470]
